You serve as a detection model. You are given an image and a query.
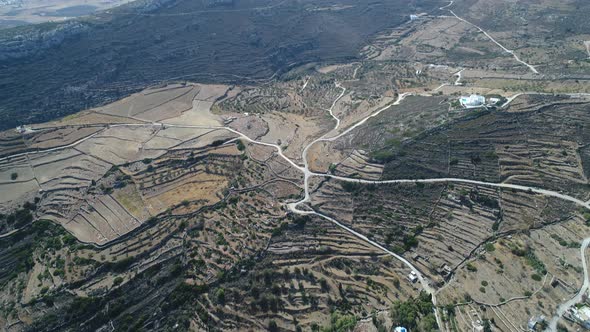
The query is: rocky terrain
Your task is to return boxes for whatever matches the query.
[1,0,590,331]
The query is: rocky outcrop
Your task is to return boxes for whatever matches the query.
[0,22,88,61]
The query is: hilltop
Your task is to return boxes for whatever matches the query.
[0,0,439,130]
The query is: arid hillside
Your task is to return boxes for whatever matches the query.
[2,0,590,330]
[0,0,440,130]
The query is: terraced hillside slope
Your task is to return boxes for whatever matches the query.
[1,57,589,331]
[2,0,590,330]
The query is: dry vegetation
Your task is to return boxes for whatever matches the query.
[2,1,590,329]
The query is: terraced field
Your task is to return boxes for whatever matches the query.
[338,97,590,201]
[0,76,589,332]
[202,215,421,331]
[2,5,590,327]
[439,216,590,331]
[0,120,305,330]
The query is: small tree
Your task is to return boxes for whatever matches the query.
[11,172,18,180]
[113,276,124,286]
[215,288,226,304]
[236,140,246,151]
[328,163,337,174]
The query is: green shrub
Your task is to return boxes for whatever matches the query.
[370,150,396,163]
[403,235,419,250]
[211,139,225,146]
[236,140,245,151]
[390,292,436,330]
[215,288,225,304]
[113,276,124,286]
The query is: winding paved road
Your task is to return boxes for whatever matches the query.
[316,174,590,210]
[3,78,590,331]
[288,87,441,329]
[548,237,590,330]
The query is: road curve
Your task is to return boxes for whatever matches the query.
[4,78,590,332]
[439,0,453,10]
[548,237,590,331]
[322,92,411,142]
[287,85,445,330]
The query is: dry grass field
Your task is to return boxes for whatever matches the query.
[1,1,590,329]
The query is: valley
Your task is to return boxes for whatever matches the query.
[1,0,590,331]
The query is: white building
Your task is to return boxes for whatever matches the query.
[15,125,32,134]
[489,97,501,105]
[459,94,486,108]
[527,315,546,331]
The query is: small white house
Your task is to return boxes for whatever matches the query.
[408,271,418,283]
[395,327,408,332]
[15,125,32,134]
[489,97,501,105]
[459,94,486,108]
[527,315,546,331]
